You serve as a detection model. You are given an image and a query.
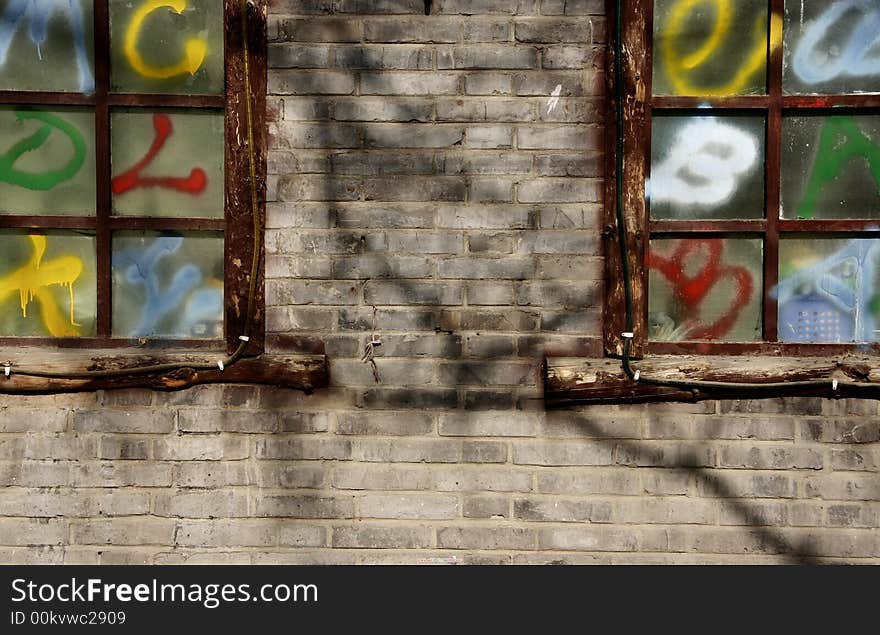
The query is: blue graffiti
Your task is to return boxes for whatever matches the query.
[793,0,880,85]
[0,0,94,93]
[114,235,222,338]
[774,239,880,343]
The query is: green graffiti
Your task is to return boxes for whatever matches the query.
[0,109,86,191]
[797,116,880,220]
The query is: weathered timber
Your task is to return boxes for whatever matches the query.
[545,356,880,406]
[0,351,327,394]
[603,0,648,358]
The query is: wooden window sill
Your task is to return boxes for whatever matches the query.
[0,349,327,394]
[545,355,880,406]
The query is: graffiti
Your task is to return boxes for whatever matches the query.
[648,239,754,340]
[796,117,880,220]
[0,109,86,191]
[123,0,207,80]
[114,235,221,338]
[0,0,94,93]
[112,113,207,196]
[0,234,84,337]
[775,239,880,342]
[792,0,880,85]
[659,0,782,96]
[651,118,759,207]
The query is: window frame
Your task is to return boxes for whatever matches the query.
[604,0,880,359]
[0,0,265,354]
[0,0,328,394]
[545,0,880,405]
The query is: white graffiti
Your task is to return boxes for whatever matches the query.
[650,118,759,207]
[547,84,562,115]
[0,0,94,93]
[792,0,880,85]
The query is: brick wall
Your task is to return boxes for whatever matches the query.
[0,0,878,564]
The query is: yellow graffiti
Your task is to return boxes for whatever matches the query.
[124,0,207,80]
[0,235,84,337]
[661,0,782,96]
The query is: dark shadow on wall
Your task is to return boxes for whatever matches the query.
[262,9,835,564]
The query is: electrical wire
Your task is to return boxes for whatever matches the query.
[611,0,878,397]
[3,0,262,382]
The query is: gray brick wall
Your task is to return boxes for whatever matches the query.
[0,1,877,564]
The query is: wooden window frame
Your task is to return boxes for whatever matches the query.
[546,0,880,404]
[0,0,328,394]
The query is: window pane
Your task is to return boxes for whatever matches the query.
[650,115,765,220]
[781,115,880,220]
[778,237,880,343]
[653,0,771,96]
[0,106,96,215]
[0,0,94,93]
[783,0,880,96]
[111,109,224,218]
[0,230,96,337]
[110,0,224,95]
[112,231,223,339]
[649,237,763,341]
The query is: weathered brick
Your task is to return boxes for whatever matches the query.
[333,525,434,549]
[255,495,355,518]
[438,526,536,550]
[538,527,638,551]
[73,410,173,433]
[357,493,459,519]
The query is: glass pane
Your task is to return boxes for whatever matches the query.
[0,230,96,337]
[0,0,94,93]
[111,109,224,217]
[112,231,223,339]
[781,115,880,220]
[778,237,880,342]
[653,0,772,96]
[783,0,880,95]
[110,0,224,95]
[650,115,766,220]
[648,237,763,341]
[0,106,96,215]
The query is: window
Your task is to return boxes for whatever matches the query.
[548,0,880,403]
[0,1,326,392]
[605,0,880,355]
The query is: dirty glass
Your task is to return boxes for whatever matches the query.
[0,106,96,215]
[783,0,880,96]
[112,231,223,339]
[111,108,224,217]
[109,0,224,95]
[0,230,96,337]
[777,237,880,342]
[648,237,763,341]
[781,115,880,220]
[0,0,94,93]
[653,0,771,96]
[650,114,766,220]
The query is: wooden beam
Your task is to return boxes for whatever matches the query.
[0,351,327,395]
[603,0,649,358]
[545,356,880,406]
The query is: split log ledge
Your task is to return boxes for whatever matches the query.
[545,355,880,406]
[0,350,328,394]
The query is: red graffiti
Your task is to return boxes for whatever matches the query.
[112,114,207,196]
[647,239,753,340]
